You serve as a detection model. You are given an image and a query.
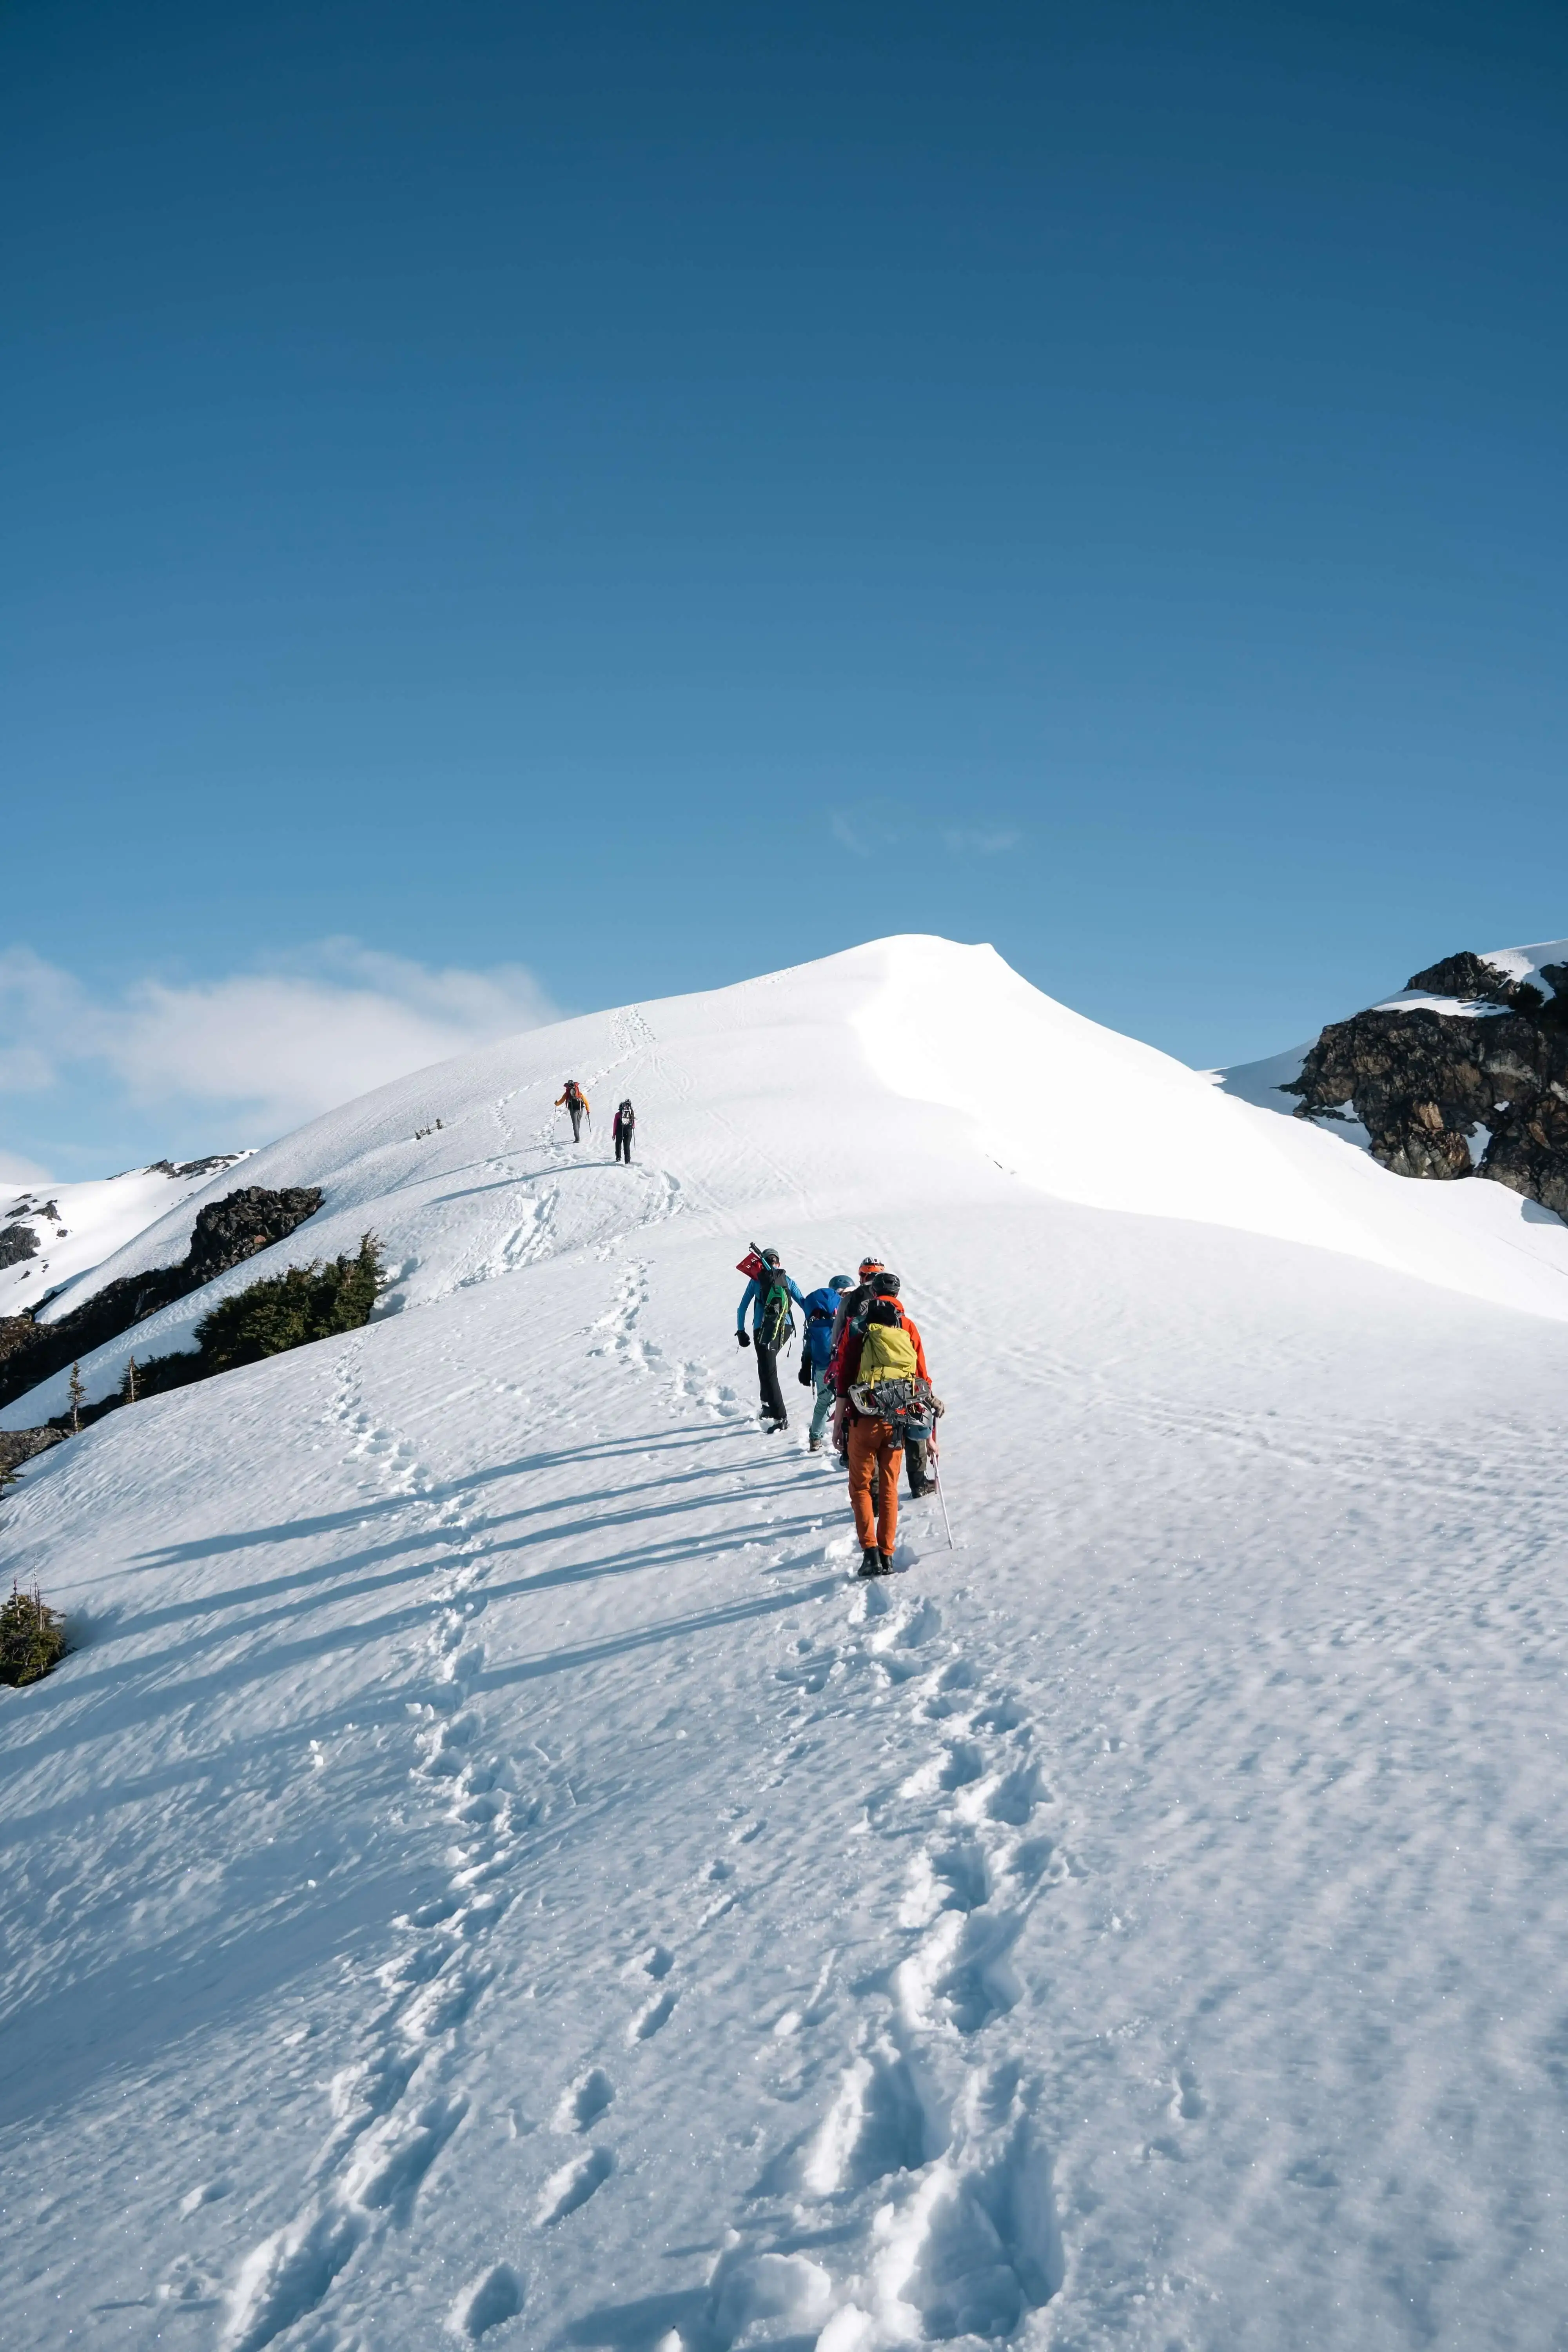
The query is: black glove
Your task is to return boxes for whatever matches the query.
[798,1356,812,1386]
[737,1329,750,1349]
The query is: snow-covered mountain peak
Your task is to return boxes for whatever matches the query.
[7,935,1568,2348]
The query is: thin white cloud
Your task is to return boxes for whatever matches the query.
[0,939,559,1140]
[942,827,1020,856]
[827,805,1020,858]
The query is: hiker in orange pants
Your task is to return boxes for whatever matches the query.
[847,1414,903,1570]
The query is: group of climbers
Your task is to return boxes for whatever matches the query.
[547,1083,946,1582]
[736,1246,942,1579]
[554,1081,637,1165]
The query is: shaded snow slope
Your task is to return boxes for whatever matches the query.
[0,1156,249,1320]
[6,937,1568,2351]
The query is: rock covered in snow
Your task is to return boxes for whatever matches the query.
[1286,944,1568,1213]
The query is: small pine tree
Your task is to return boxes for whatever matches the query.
[126,1353,138,1404]
[0,1581,67,1686]
[68,1361,84,1434]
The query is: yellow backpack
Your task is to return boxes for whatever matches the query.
[855,1319,917,1387]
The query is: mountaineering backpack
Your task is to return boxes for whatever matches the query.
[802,1286,841,1367]
[850,1314,933,1430]
[755,1264,795,1353]
[735,1244,795,1351]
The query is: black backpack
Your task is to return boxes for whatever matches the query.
[755,1261,795,1352]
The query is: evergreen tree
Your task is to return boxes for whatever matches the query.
[0,1581,67,1686]
[192,1234,385,1374]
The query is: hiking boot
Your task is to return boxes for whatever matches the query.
[857,1547,881,1577]
[877,1551,895,1575]
[808,1435,822,1452]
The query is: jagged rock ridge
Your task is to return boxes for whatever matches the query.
[1287,951,1568,1216]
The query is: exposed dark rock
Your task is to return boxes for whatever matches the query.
[0,1184,323,1410]
[1483,1091,1568,1222]
[184,1188,319,1285]
[0,1315,38,1365]
[0,1427,65,1479]
[0,1222,40,1269]
[1403,951,1543,1012]
[144,1155,248,1181]
[1287,949,1568,1219]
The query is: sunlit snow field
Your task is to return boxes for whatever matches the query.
[4,938,1567,2352]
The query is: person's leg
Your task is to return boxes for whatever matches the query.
[905,1436,929,1494]
[758,1344,787,1425]
[847,1417,878,1552]
[876,1429,902,1555]
[753,1339,771,1412]
[809,1368,835,1445]
[570,1106,583,1140]
[624,1130,633,1162]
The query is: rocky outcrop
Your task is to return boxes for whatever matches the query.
[1287,953,1568,1218]
[0,1185,323,1410]
[0,1221,41,1270]
[0,1427,65,1480]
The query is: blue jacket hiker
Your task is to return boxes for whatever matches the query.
[798,1276,854,1451]
[734,1246,806,1433]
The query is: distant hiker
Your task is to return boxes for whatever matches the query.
[556,1080,588,1143]
[735,1246,806,1432]
[833,1272,940,1575]
[613,1099,636,1165]
[799,1274,854,1452]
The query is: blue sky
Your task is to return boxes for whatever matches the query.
[5,0,1567,1172]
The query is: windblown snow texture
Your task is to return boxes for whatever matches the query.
[4,937,1568,2352]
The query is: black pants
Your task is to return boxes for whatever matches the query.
[755,1341,787,1425]
[615,1127,633,1162]
[568,1104,583,1141]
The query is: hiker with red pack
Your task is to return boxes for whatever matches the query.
[832,1270,941,1576]
[734,1245,807,1433]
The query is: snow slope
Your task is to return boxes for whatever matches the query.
[0,1156,249,1321]
[4,936,1568,2352]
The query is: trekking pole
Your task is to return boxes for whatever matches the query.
[934,1467,955,1551]
[931,1439,955,1550]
